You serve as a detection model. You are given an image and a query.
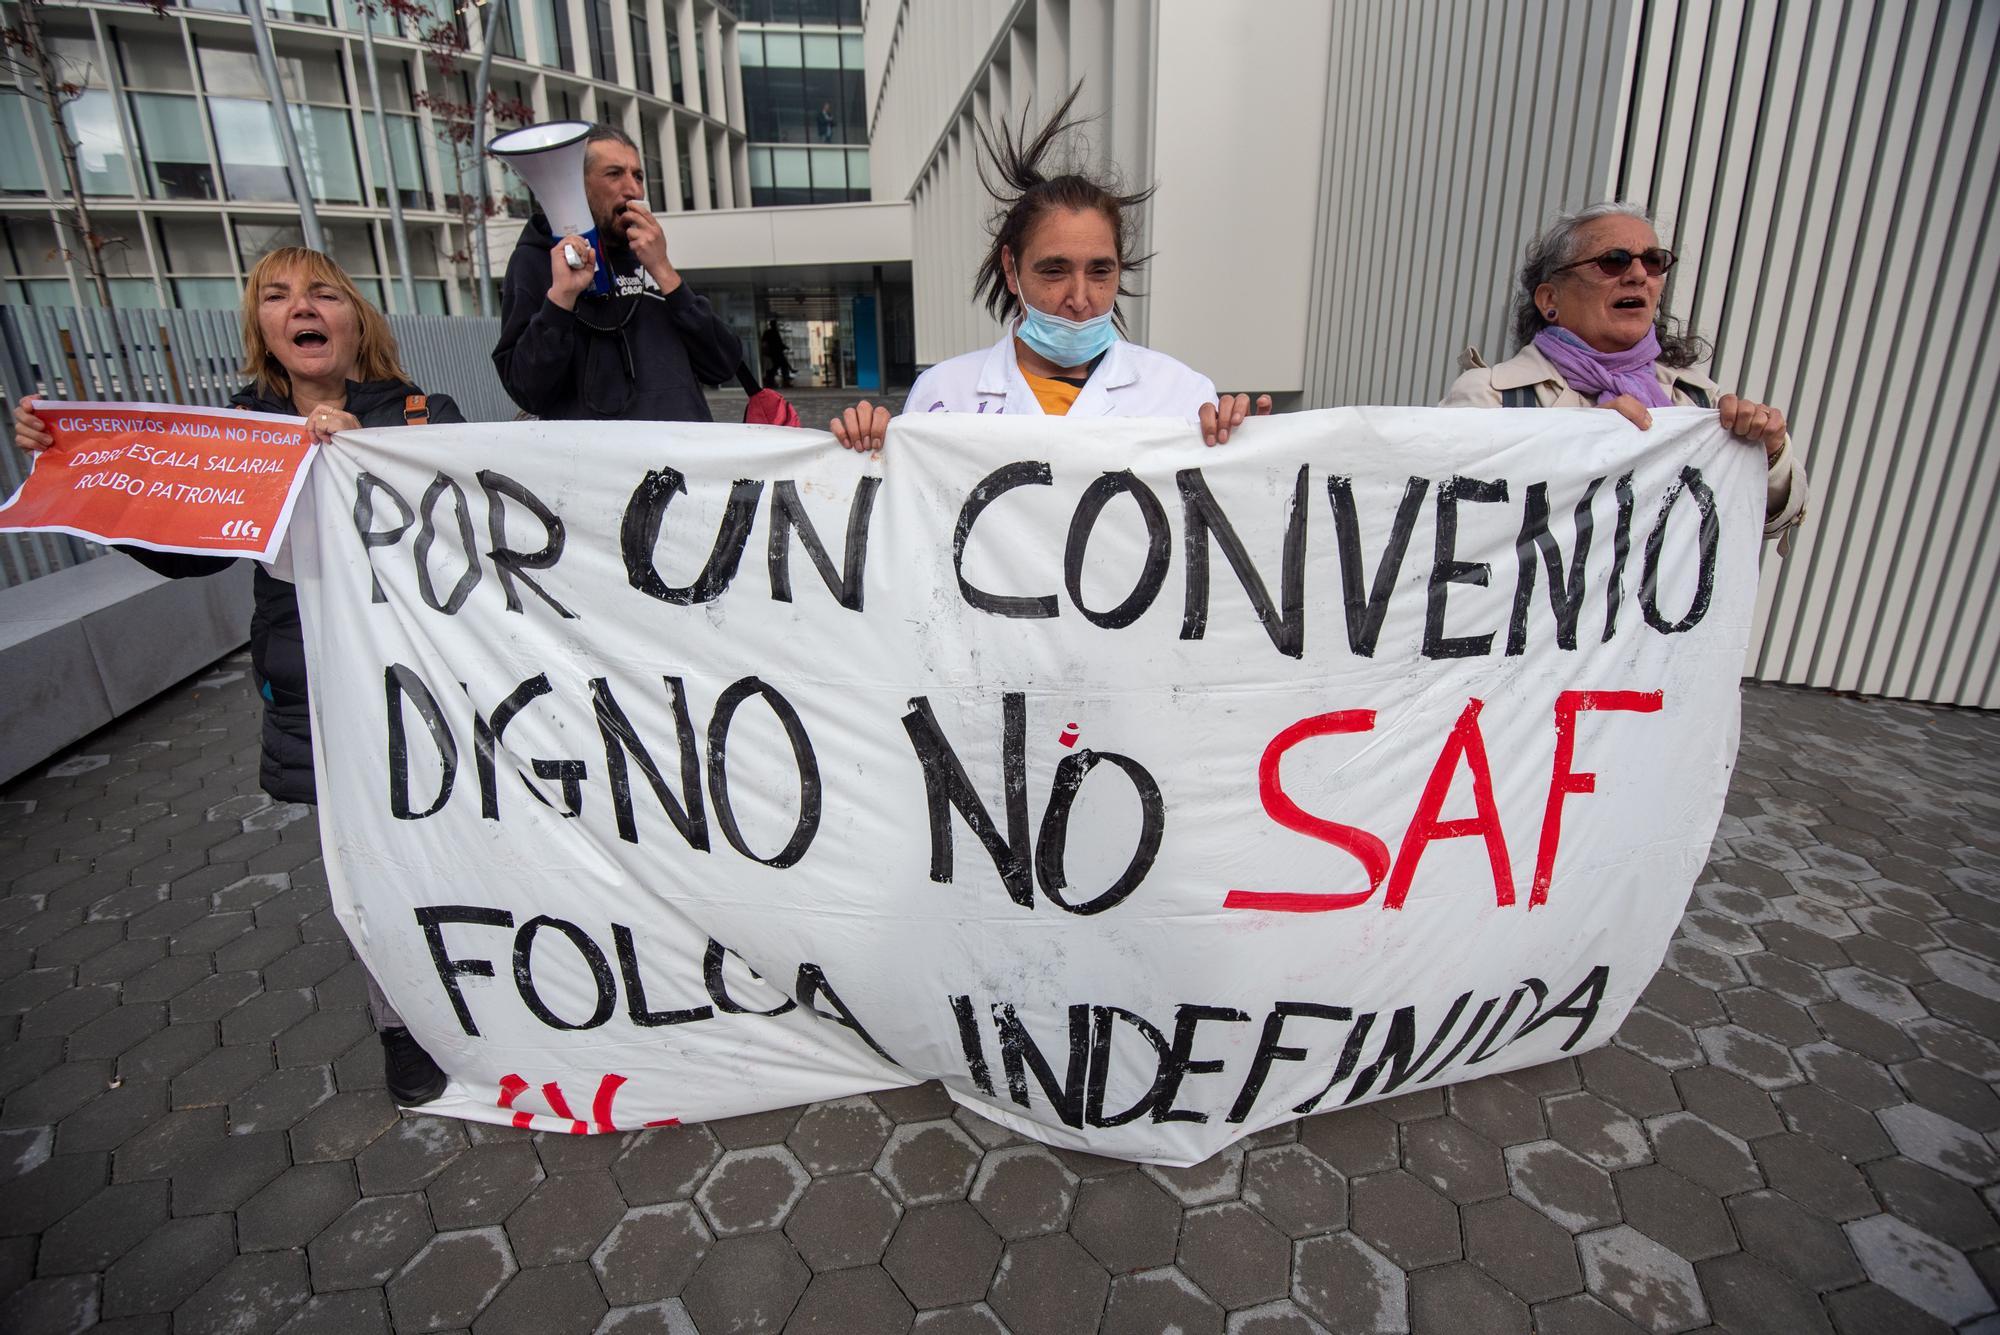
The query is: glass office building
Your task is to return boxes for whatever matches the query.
[0,0,752,313]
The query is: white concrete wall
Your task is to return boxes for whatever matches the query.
[647,199,912,269]
[1146,1,1330,394]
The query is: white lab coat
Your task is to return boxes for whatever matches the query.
[903,331,1217,421]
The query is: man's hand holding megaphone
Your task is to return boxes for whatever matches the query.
[547,233,599,310]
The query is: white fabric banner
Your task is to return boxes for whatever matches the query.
[289,409,1758,1165]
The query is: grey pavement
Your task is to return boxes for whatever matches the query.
[2,651,1998,1335]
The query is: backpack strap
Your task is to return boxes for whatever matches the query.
[1500,385,1539,408]
[403,394,429,426]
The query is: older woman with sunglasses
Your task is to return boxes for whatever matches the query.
[1444,202,1806,540]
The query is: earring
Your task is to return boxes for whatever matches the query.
[1545,309,1557,321]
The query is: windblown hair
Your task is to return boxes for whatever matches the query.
[239,248,408,402]
[1512,201,1710,368]
[972,83,1154,331]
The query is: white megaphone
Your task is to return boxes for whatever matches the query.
[488,121,614,298]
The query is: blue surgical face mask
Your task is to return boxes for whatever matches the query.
[1016,300,1119,368]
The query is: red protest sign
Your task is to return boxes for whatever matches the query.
[0,401,317,560]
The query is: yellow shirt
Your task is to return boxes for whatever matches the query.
[1022,369,1084,416]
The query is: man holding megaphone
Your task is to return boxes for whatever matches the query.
[492,124,743,422]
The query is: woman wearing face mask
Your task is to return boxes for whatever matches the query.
[831,86,1266,450]
[1443,202,1806,542]
[12,247,463,1106]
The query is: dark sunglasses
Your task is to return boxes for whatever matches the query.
[1556,247,1678,278]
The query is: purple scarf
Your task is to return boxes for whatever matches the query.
[1532,325,1673,408]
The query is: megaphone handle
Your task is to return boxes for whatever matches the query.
[563,242,587,270]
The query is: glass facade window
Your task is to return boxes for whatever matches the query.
[0,94,45,197]
[130,93,215,200]
[677,134,693,212]
[667,30,684,103]
[415,279,448,314]
[196,41,268,97]
[4,219,70,276]
[290,105,363,205]
[740,23,866,145]
[363,110,429,210]
[586,0,617,81]
[336,0,398,37]
[174,277,240,309]
[641,121,665,210]
[267,0,336,26]
[737,0,861,23]
[630,9,653,94]
[111,30,196,92]
[747,144,865,206]
[489,0,522,59]
[534,0,574,71]
[272,51,350,104]
[62,91,135,197]
[207,98,292,201]
[154,217,235,272]
[235,220,306,268]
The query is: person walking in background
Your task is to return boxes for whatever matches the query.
[1442,201,1807,544]
[493,124,742,422]
[13,247,463,1105]
[762,318,798,388]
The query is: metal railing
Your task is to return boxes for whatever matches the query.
[0,305,515,589]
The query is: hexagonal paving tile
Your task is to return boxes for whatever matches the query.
[787,1265,915,1335]
[883,1199,1004,1310]
[969,1144,1077,1239]
[1642,1111,1761,1196]
[1292,1232,1406,1334]
[1503,1141,1619,1232]
[1727,1188,1864,1292]
[988,1233,1110,1335]
[507,1171,628,1264]
[1348,1170,1460,1269]
[1876,1103,2000,1185]
[679,1231,812,1335]
[308,1191,433,1290]
[592,1201,712,1304]
[1177,1200,1291,1308]
[1403,1116,1508,1203]
[1070,1169,1182,1273]
[1611,1164,1734,1261]
[693,1144,809,1236]
[876,1121,983,1206]
[786,1096,894,1174]
[1101,1267,1223,1335]
[1544,1091,1650,1170]
[1140,1142,1244,1207]
[1461,1195,1584,1303]
[612,1124,721,1205]
[1241,1143,1345,1238]
[785,1172,901,1270]
[1576,1224,1707,1333]
[1845,1213,1997,1327]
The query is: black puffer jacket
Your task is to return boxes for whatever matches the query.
[123,379,464,804]
[492,211,744,422]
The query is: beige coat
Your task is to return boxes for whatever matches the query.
[1441,343,1808,541]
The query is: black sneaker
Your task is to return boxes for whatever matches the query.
[381,1027,447,1106]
